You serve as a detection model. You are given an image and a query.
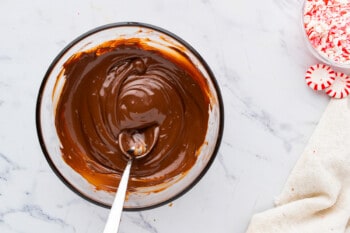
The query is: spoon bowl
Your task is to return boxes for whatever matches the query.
[118,126,160,160]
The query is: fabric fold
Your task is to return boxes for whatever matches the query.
[246,97,350,233]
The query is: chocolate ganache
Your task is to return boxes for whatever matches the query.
[54,38,210,193]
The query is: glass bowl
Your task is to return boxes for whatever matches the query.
[36,22,224,210]
[301,0,350,71]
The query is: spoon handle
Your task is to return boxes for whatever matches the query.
[103,160,132,233]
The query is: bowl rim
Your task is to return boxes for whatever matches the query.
[36,22,224,210]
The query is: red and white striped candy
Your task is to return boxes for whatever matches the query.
[305,64,335,90]
[325,72,350,99]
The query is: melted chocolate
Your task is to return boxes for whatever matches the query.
[54,39,210,192]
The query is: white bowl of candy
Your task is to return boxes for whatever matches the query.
[302,0,350,69]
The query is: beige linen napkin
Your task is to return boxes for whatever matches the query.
[246,97,350,233]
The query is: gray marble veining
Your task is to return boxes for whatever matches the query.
[0,0,330,232]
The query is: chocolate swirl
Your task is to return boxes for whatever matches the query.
[54,40,210,192]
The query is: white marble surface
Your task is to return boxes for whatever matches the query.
[0,0,331,232]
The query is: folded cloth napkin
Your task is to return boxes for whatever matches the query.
[246,97,350,233]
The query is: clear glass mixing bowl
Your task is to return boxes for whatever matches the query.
[36,22,224,210]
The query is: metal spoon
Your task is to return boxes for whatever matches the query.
[102,126,159,233]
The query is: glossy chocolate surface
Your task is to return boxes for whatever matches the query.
[54,38,210,192]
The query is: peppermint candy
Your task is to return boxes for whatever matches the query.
[305,64,350,99]
[305,64,335,90]
[325,72,350,98]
